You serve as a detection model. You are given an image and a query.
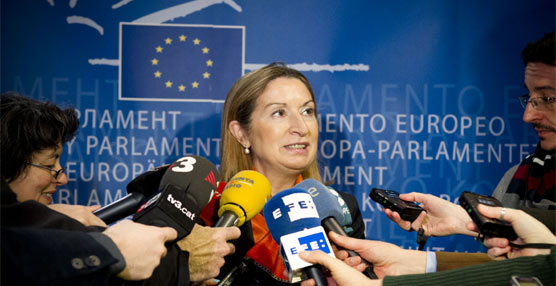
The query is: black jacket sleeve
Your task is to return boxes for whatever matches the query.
[1,226,123,286]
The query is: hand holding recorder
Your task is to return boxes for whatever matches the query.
[466,204,556,260]
[375,189,476,237]
[458,191,517,240]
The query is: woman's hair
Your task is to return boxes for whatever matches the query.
[220,62,322,182]
[0,92,79,182]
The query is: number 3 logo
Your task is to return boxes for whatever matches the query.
[172,156,196,172]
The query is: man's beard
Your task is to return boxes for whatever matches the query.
[534,123,556,151]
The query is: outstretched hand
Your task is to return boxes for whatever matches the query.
[383,192,476,237]
[299,250,379,286]
[467,205,556,260]
[49,204,107,227]
[176,224,241,282]
[299,232,429,286]
[104,220,177,280]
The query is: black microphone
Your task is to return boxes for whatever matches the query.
[93,164,169,224]
[127,164,170,197]
[93,193,145,225]
[133,155,219,239]
[296,179,378,279]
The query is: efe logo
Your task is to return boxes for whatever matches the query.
[281,193,319,222]
[289,232,331,255]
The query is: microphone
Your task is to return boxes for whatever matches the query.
[93,164,169,224]
[133,155,219,239]
[93,193,145,225]
[215,170,271,227]
[127,164,171,197]
[263,188,332,286]
[295,179,378,279]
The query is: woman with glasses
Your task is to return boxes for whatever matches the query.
[1,92,105,226]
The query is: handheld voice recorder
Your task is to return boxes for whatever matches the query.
[370,188,424,222]
[458,191,517,240]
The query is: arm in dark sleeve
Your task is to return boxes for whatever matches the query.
[1,226,124,286]
[1,197,97,231]
[384,247,555,286]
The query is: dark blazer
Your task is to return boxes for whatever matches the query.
[1,226,121,285]
[1,180,123,285]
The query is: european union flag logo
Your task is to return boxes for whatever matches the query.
[119,23,244,103]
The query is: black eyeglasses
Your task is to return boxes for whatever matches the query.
[27,163,66,179]
[518,95,556,111]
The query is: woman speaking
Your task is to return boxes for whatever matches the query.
[216,63,366,285]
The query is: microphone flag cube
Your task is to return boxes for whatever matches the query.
[279,226,335,282]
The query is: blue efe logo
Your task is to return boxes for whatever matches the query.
[289,232,331,255]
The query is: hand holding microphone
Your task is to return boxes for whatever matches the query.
[93,164,169,224]
[129,156,240,283]
[178,169,270,282]
[264,187,333,286]
[50,204,107,227]
[296,179,378,279]
[183,170,270,283]
[103,220,178,281]
[176,224,241,282]
[133,155,219,240]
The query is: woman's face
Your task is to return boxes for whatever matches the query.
[241,77,318,178]
[8,145,67,205]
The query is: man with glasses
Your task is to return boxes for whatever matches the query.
[492,32,555,234]
[380,33,555,269]
[386,33,555,238]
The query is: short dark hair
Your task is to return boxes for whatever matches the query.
[0,92,79,182]
[522,32,555,66]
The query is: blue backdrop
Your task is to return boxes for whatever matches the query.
[2,0,554,253]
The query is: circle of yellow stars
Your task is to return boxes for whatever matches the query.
[151,35,213,93]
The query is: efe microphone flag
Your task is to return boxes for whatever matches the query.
[295,179,378,279]
[263,187,334,284]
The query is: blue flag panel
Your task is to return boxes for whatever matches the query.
[120,23,244,102]
[1,0,554,253]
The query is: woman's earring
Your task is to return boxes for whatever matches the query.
[244,146,250,155]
